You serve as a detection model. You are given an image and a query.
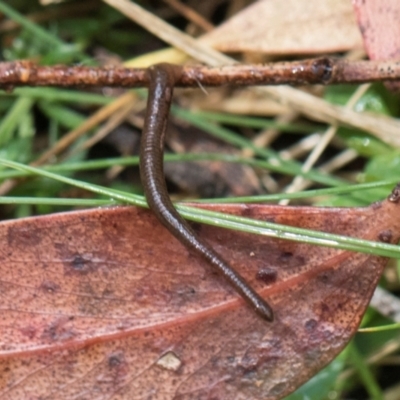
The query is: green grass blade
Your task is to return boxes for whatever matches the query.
[348,344,384,400]
[0,1,64,47]
[1,159,400,259]
[0,197,114,206]
[1,88,112,105]
[358,322,400,333]
[0,97,34,146]
[193,110,323,133]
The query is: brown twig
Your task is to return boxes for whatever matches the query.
[1,58,400,89]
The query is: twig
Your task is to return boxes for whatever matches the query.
[1,58,400,88]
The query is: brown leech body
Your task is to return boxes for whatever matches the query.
[140,63,273,322]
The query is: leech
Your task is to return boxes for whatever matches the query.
[140,63,274,322]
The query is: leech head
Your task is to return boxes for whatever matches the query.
[149,63,183,86]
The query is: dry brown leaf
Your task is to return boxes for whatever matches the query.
[0,187,400,398]
[203,0,364,55]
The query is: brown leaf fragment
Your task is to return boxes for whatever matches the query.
[0,187,400,399]
[203,0,363,55]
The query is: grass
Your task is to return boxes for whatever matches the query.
[0,1,400,399]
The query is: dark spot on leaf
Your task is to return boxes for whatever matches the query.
[106,352,129,384]
[305,319,318,331]
[108,353,124,368]
[39,280,60,293]
[64,254,96,276]
[256,268,277,285]
[177,286,196,297]
[279,251,293,261]
[378,229,392,243]
[277,251,306,267]
[41,317,76,342]
[226,356,235,364]
[318,273,330,284]
[72,255,86,270]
